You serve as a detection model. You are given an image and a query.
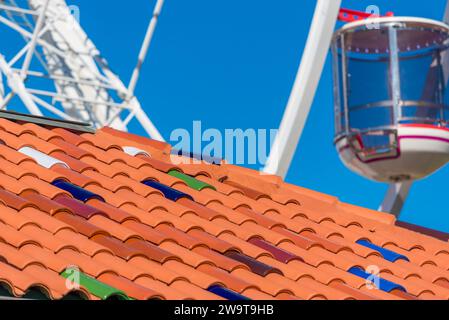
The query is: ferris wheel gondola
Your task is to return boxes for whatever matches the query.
[332,17,449,182]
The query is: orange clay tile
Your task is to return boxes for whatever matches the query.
[155,224,205,250]
[0,206,37,231]
[19,133,64,155]
[99,127,171,152]
[159,241,214,268]
[0,119,449,300]
[192,247,248,272]
[128,256,187,284]
[164,260,223,289]
[170,280,224,300]
[86,199,135,223]
[0,242,44,270]
[152,211,201,232]
[0,130,31,150]
[112,174,162,197]
[106,149,153,169]
[57,249,116,278]
[54,229,112,257]
[230,268,291,297]
[88,215,142,242]
[0,260,52,297]
[121,220,166,245]
[83,170,132,192]
[276,292,302,300]
[19,207,75,234]
[54,212,109,238]
[242,288,277,300]
[0,145,35,165]
[50,151,95,173]
[92,252,153,281]
[0,172,35,195]
[0,188,31,211]
[0,158,29,180]
[197,264,256,293]
[52,128,90,146]
[0,118,34,136]
[23,264,89,299]
[98,273,164,300]
[187,229,239,253]
[21,123,61,141]
[20,190,72,216]
[136,154,179,173]
[177,198,225,221]
[49,138,93,159]
[90,234,146,260]
[79,133,122,151]
[81,157,123,177]
[132,276,187,300]
[83,185,133,208]
[20,161,65,183]
[19,176,70,199]
[0,222,41,248]
[51,166,97,187]
[79,144,123,165]
[20,244,71,274]
[126,238,179,264]
[119,205,172,228]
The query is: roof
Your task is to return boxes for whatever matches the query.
[0,115,448,300]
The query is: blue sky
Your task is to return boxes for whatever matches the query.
[6,1,449,231]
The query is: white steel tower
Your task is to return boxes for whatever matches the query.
[0,0,165,141]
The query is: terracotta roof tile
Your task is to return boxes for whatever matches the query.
[19,176,70,199]
[20,191,71,216]
[0,119,447,300]
[98,273,163,300]
[19,133,64,155]
[19,207,75,234]
[20,244,71,274]
[126,238,179,264]
[192,247,248,272]
[99,127,171,152]
[90,235,145,260]
[93,252,152,281]
[133,276,187,300]
[128,256,187,284]
[169,280,223,300]
[187,229,238,253]
[0,118,33,136]
[52,128,89,146]
[197,264,256,292]
[0,188,31,211]
[121,220,166,245]
[155,224,204,249]
[50,151,95,173]
[54,212,109,238]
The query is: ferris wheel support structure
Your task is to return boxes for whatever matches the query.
[263,0,342,178]
[0,0,165,141]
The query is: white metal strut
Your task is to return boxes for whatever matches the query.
[0,0,165,141]
[263,0,342,178]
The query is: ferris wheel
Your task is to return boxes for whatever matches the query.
[0,0,165,141]
[264,0,449,216]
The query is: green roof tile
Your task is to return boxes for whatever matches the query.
[61,268,130,300]
[168,170,216,191]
